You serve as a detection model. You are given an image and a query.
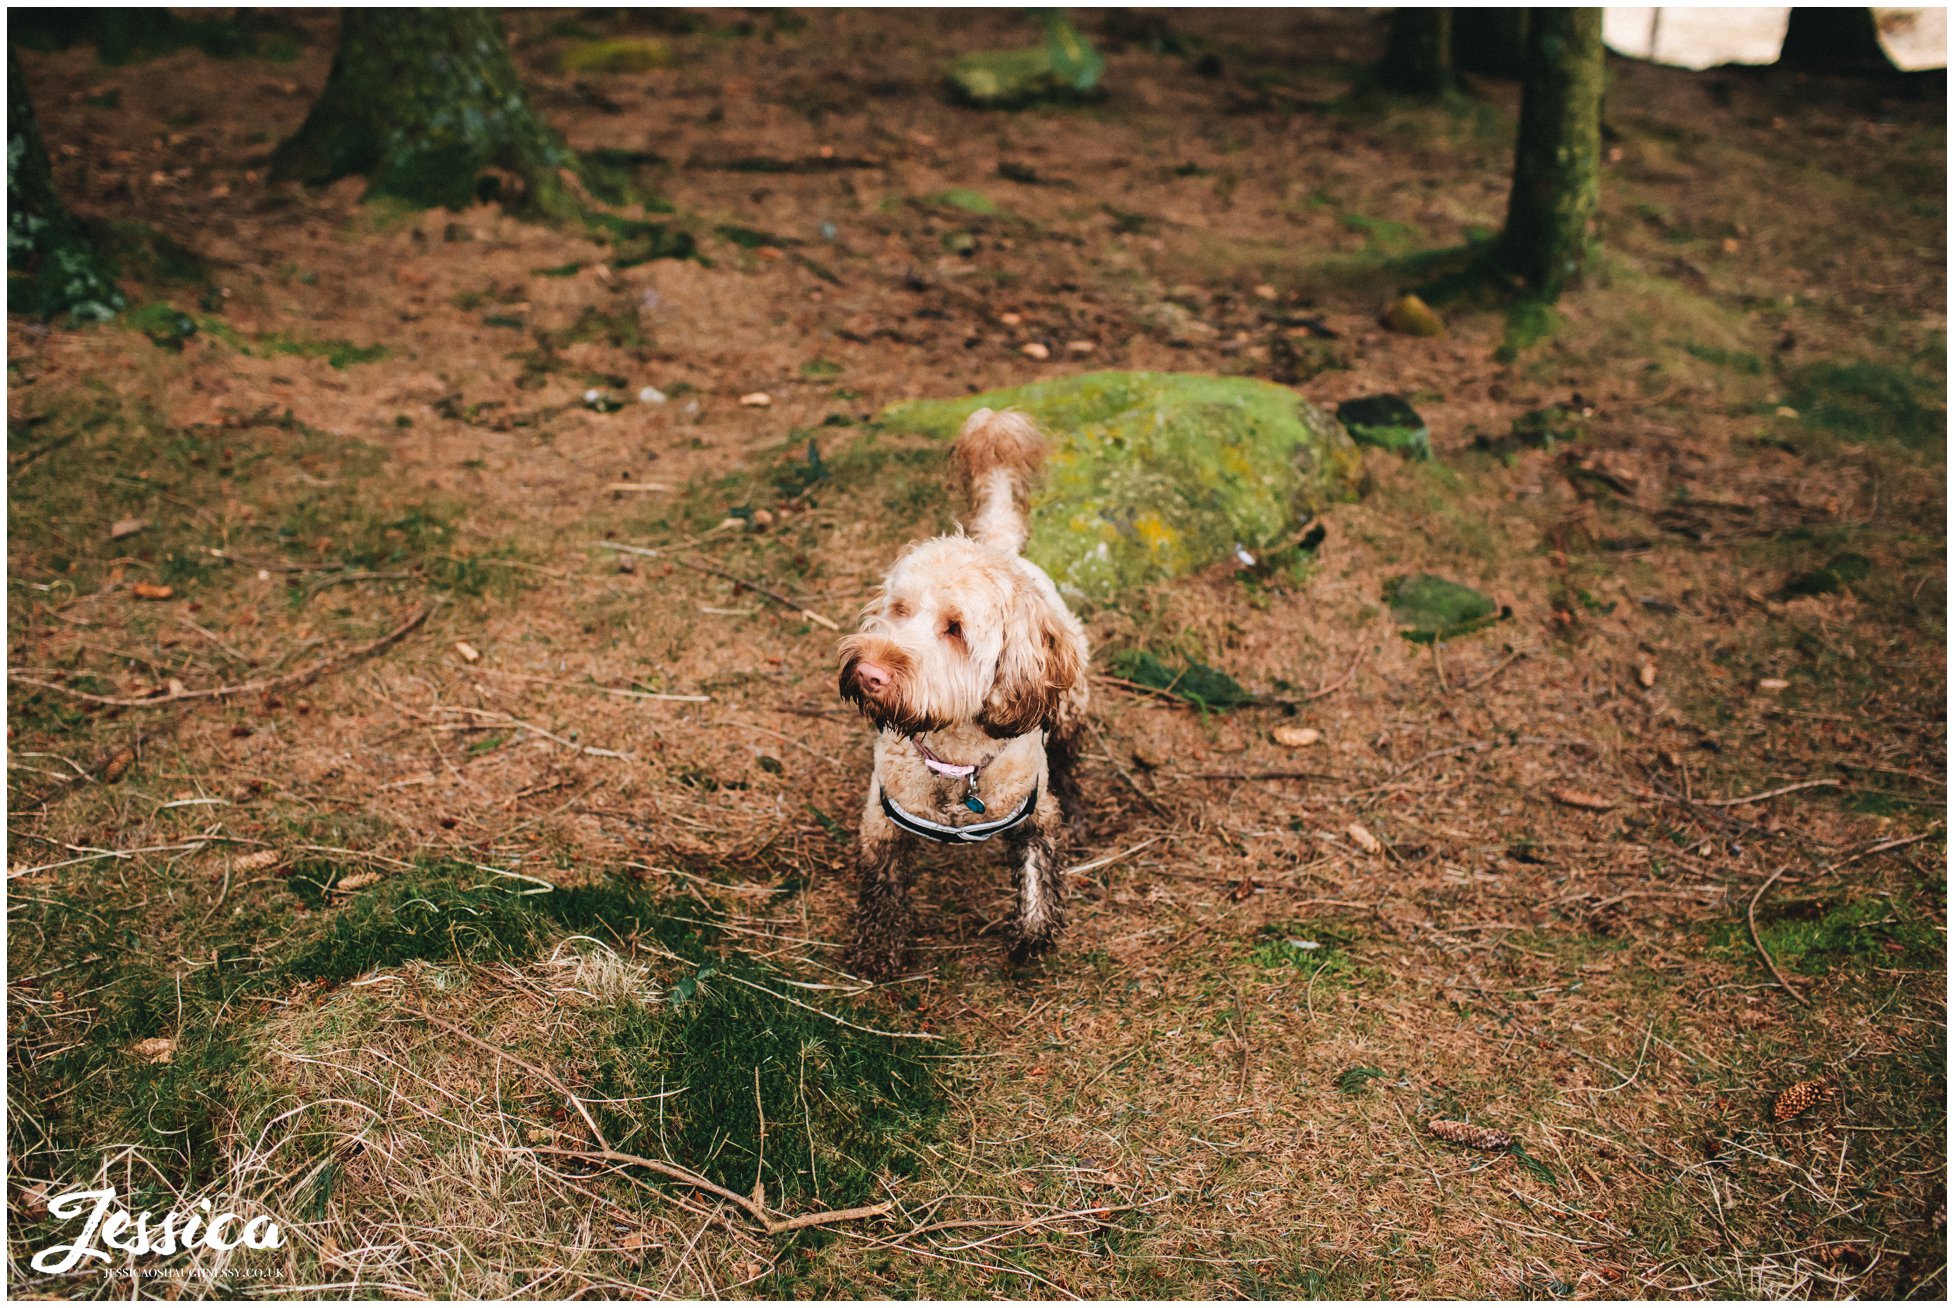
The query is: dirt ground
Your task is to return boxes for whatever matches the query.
[7,8,1947,1300]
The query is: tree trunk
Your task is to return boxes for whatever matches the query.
[1379,8,1452,95]
[1494,9,1603,300]
[7,48,124,320]
[1779,8,1897,75]
[1453,9,1529,78]
[272,9,582,218]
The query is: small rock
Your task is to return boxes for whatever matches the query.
[455,641,481,663]
[1336,395,1432,461]
[1020,341,1051,361]
[1253,283,1278,301]
[1065,340,1096,354]
[1383,293,1445,337]
[110,517,149,540]
[739,392,773,407]
[129,1036,174,1064]
[751,508,776,529]
[1272,725,1321,748]
[1138,299,1217,345]
[638,386,668,404]
[999,311,1024,326]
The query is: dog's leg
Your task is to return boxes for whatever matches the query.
[848,792,914,981]
[1006,793,1067,965]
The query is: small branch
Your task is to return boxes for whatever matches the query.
[596,542,838,630]
[1746,865,1809,1007]
[1184,770,1341,783]
[12,605,433,708]
[1693,778,1843,808]
[532,1145,892,1235]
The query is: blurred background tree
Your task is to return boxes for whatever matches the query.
[271,8,590,218]
[1495,8,1604,298]
[7,48,124,321]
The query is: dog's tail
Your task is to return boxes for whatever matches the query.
[949,407,1046,555]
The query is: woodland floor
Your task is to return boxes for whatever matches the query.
[6,8,1948,1300]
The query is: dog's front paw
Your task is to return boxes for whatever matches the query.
[1005,929,1059,969]
[847,932,909,983]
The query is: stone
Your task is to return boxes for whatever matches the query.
[1383,293,1445,337]
[558,37,672,75]
[1336,395,1432,460]
[1137,300,1217,345]
[1384,574,1503,643]
[944,15,1104,109]
[879,371,1364,599]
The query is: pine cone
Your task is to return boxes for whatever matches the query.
[100,746,136,783]
[1427,1118,1513,1150]
[1772,1078,1833,1122]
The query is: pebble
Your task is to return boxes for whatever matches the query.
[739,391,773,407]
[1065,340,1095,354]
[639,386,668,404]
[1020,342,1051,361]
[1253,283,1278,300]
[1272,725,1321,748]
[999,311,1024,326]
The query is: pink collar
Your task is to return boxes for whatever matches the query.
[911,737,977,779]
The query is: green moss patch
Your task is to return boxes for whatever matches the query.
[880,371,1364,599]
[1107,649,1255,711]
[1784,360,1945,453]
[1384,573,1504,643]
[943,14,1104,108]
[1713,896,1943,975]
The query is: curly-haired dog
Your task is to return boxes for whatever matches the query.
[838,409,1089,980]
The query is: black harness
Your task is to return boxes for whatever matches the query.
[880,784,1038,844]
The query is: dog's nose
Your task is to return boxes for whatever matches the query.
[853,660,893,694]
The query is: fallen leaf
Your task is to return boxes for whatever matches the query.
[1345,821,1383,855]
[129,1036,175,1064]
[1272,725,1321,748]
[1549,787,1614,811]
[110,517,149,540]
[455,641,481,663]
[132,582,174,601]
[738,391,772,407]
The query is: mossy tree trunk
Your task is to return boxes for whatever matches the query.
[1779,9,1897,75]
[7,48,124,320]
[1453,9,1529,78]
[1494,9,1602,300]
[272,9,583,218]
[1379,8,1453,95]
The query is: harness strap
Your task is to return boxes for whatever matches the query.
[880,784,1038,844]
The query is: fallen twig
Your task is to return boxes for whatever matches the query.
[1692,778,1843,808]
[597,542,839,630]
[12,605,433,708]
[533,1145,892,1235]
[1746,865,1810,1007]
[406,1007,613,1147]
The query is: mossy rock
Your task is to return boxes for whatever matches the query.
[1336,394,1432,460]
[1384,573,1503,643]
[944,15,1104,108]
[1107,649,1254,711]
[878,371,1365,599]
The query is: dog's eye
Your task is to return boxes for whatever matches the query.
[941,619,963,642]
[888,599,911,619]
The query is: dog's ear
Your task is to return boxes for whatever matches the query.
[979,589,1081,738]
